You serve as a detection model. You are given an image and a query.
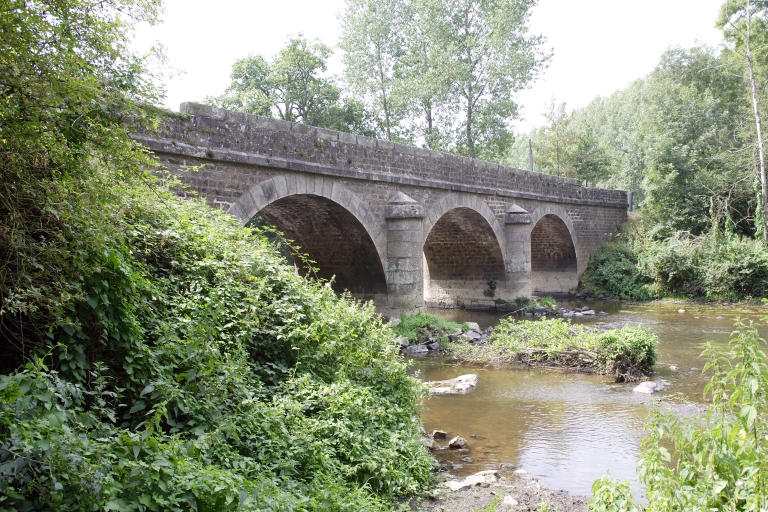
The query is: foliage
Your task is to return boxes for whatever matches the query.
[579,240,656,300]
[0,177,434,510]
[445,318,657,382]
[0,2,433,509]
[581,218,768,301]
[208,35,378,136]
[590,318,768,511]
[340,0,550,160]
[0,0,163,372]
[588,475,641,512]
[339,0,409,141]
[502,295,557,312]
[391,313,468,343]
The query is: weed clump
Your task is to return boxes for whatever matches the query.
[392,313,468,343]
[444,318,657,382]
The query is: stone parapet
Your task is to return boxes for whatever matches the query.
[137,102,628,208]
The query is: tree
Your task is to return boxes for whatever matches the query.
[419,0,550,159]
[340,0,408,140]
[534,99,576,177]
[211,36,339,124]
[717,0,768,240]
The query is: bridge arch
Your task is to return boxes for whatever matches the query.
[422,194,506,304]
[529,205,580,293]
[228,175,388,302]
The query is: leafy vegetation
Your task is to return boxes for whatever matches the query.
[391,313,468,343]
[444,318,658,382]
[588,318,768,511]
[0,1,432,509]
[580,219,768,301]
[494,295,558,313]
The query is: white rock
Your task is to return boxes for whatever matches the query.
[424,374,479,395]
[633,381,666,394]
[465,322,481,331]
[678,309,686,314]
[448,436,468,449]
[513,468,527,474]
[582,309,596,315]
[445,470,499,491]
[502,495,519,507]
[669,365,678,371]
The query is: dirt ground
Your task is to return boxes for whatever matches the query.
[407,473,588,512]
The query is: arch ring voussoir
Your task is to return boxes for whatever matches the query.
[228,175,388,271]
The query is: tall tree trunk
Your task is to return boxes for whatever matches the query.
[746,0,768,241]
[376,46,392,140]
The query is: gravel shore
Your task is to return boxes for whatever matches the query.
[408,472,589,511]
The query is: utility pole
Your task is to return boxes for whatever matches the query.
[528,139,534,173]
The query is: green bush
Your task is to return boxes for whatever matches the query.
[582,222,768,301]
[589,318,768,511]
[580,241,656,300]
[0,183,434,510]
[588,475,641,512]
[392,313,468,343]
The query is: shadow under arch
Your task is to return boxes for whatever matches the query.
[423,206,506,306]
[228,176,388,304]
[529,210,578,294]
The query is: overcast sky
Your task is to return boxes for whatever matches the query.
[134,0,727,132]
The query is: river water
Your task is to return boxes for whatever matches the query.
[410,301,768,496]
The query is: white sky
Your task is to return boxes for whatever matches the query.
[134,0,726,132]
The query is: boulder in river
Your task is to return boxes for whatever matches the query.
[424,374,479,395]
[402,344,429,355]
[448,436,468,449]
[431,429,447,439]
[633,381,666,394]
[465,322,480,331]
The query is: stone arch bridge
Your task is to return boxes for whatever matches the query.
[135,103,628,313]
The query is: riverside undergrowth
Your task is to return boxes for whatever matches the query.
[0,176,434,511]
[444,318,658,382]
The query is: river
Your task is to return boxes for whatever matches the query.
[409,300,768,497]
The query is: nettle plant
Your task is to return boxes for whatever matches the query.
[589,318,768,512]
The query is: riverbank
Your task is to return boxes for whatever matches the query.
[408,472,589,511]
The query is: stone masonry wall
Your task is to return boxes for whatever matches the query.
[136,102,627,206]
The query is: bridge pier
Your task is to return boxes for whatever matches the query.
[384,193,425,313]
[504,205,533,298]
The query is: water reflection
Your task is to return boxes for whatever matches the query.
[412,301,768,495]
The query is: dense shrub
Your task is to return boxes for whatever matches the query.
[589,319,768,511]
[580,241,656,300]
[581,221,768,301]
[445,318,658,382]
[0,181,434,510]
